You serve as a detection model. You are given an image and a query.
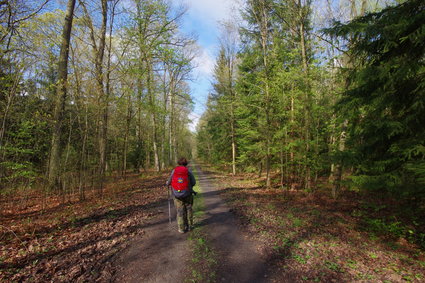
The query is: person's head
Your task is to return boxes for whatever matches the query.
[177,157,188,166]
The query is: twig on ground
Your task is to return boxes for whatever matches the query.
[0,224,29,251]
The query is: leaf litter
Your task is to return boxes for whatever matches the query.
[0,172,168,282]
[214,171,425,282]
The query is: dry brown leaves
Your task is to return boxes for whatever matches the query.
[217,174,425,283]
[0,172,169,282]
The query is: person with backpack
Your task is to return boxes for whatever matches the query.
[166,157,197,233]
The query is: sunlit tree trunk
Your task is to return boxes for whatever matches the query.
[81,0,108,191]
[147,57,160,171]
[97,0,108,189]
[48,0,76,188]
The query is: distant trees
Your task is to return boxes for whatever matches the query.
[197,22,239,175]
[0,0,196,197]
[326,0,425,198]
[197,0,423,200]
[198,0,320,190]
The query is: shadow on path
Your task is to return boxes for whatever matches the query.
[111,197,190,283]
[195,164,270,283]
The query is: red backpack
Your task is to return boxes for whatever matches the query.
[171,166,189,198]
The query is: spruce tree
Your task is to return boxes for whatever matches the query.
[326,0,425,197]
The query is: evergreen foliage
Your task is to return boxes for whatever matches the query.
[327,0,425,197]
[197,0,424,202]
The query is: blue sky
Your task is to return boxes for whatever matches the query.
[178,0,239,131]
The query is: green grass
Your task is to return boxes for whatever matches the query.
[293,254,307,264]
[346,259,357,269]
[325,261,343,273]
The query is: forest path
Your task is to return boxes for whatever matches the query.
[111,191,189,283]
[111,163,270,282]
[195,163,270,283]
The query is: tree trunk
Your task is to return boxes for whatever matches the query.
[169,82,174,164]
[147,58,160,171]
[104,0,117,176]
[123,90,132,177]
[255,0,271,188]
[97,0,108,190]
[48,0,76,188]
[299,0,312,191]
[81,0,108,190]
[231,118,236,175]
[290,94,295,190]
[332,119,347,198]
[230,95,236,176]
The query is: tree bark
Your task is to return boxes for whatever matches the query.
[81,0,108,190]
[48,0,76,188]
[147,57,160,171]
[299,0,312,191]
[97,0,108,189]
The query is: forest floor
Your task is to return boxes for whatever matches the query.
[0,172,170,282]
[1,164,425,282]
[206,165,425,282]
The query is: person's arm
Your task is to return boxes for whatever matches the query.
[166,170,174,186]
[188,170,196,193]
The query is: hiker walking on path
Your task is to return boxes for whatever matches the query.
[166,157,197,233]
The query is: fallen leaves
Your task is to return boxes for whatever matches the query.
[0,173,169,282]
[218,173,425,283]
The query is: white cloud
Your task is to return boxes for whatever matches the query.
[180,0,241,132]
[183,0,239,25]
[192,47,215,78]
[188,112,201,132]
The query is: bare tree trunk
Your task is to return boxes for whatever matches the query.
[298,0,312,191]
[231,112,236,176]
[146,58,160,171]
[48,0,76,188]
[123,90,132,177]
[137,75,143,172]
[81,0,108,191]
[97,0,108,191]
[80,104,88,201]
[290,94,295,190]
[162,71,168,169]
[104,0,117,174]
[171,92,177,163]
[360,0,367,16]
[280,141,284,188]
[332,120,347,198]
[328,114,337,183]
[229,71,236,176]
[169,84,174,164]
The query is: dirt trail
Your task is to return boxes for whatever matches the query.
[111,198,189,283]
[111,164,269,282]
[195,164,269,283]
